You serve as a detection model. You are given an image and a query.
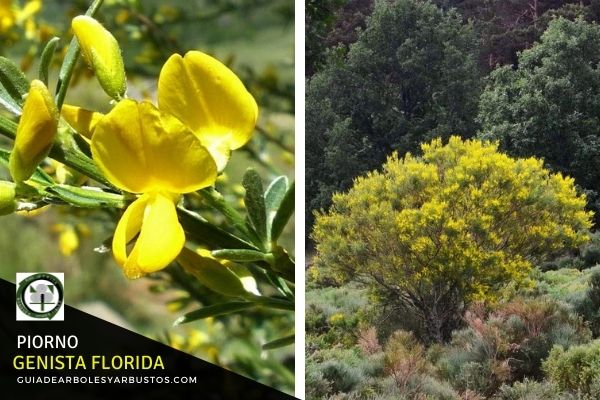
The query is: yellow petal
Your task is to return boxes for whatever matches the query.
[72,15,126,99]
[61,104,104,139]
[115,192,184,278]
[204,137,231,172]
[9,79,58,182]
[157,51,258,160]
[112,193,148,270]
[91,99,218,193]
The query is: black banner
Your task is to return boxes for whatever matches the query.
[0,278,297,399]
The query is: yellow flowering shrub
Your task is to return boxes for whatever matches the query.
[313,137,592,341]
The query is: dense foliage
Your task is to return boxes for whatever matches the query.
[306,0,600,233]
[306,269,600,399]
[306,0,481,231]
[433,0,600,70]
[544,339,600,397]
[478,17,600,225]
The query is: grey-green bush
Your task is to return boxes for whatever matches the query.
[494,379,573,400]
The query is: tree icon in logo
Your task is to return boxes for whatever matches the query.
[29,283,56,312]
[16,273,64,320]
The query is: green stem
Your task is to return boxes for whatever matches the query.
[55,0,105,110]
[178,207,259,250]
[262,334,294,350]
[52,130,109,185]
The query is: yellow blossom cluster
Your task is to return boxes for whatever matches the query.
[314,136,593,303]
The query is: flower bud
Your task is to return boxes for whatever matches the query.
[0,181,16,216]
[72,15,126,100]
[9,79,58,182]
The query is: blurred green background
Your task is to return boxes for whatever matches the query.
[0,0,294,393]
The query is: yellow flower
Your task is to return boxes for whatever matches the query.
[71,15,126,100]
[61,104,103,139]
[0,0,15,33]
[0,0,40,34]
[15,0,40,24]
[9,79,58,183]
[91,100,217,278]
[52,223,79,256]
[158,51,258,171]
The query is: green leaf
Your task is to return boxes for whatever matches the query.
[46,184,125,208]
[178,207,260,250]
[262,335,294,350]
[173,302,255,325]
[271,181,295,242]
[250,295,295,311]
[0,149,54,186]
[276,275,295,299]
[0,84,22,115]
[211,249,270,262]
[177,248,247,297]
[198,187,258,242]
[38,37,61,86]
[55,39,80,110]
[0,113,17,139]
[242,168,268,246]
[265,176,288,239]
[265,176,289,211]
[271,245,295,282]
[0,57,30,108]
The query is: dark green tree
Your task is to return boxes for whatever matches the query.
[306,0,482,233]
[306,0,344,76]
[478,17,600,223]
[306,0,373,77]
[433,0,593,70]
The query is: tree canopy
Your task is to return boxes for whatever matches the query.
[306,0,481,232]
[478,17,600,224]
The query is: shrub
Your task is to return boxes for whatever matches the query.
[306,285,373,350]
[437,298,591,396]
[306,346,385,398]
[583,248,600,268]
[494,379,572,400]
[384,331,430,390]
[314,137,592,342]
[305,368,332,399]
[582,233,600,268]
[544,340,600,398]
[570,270,600,338]
[357,326,382,355]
